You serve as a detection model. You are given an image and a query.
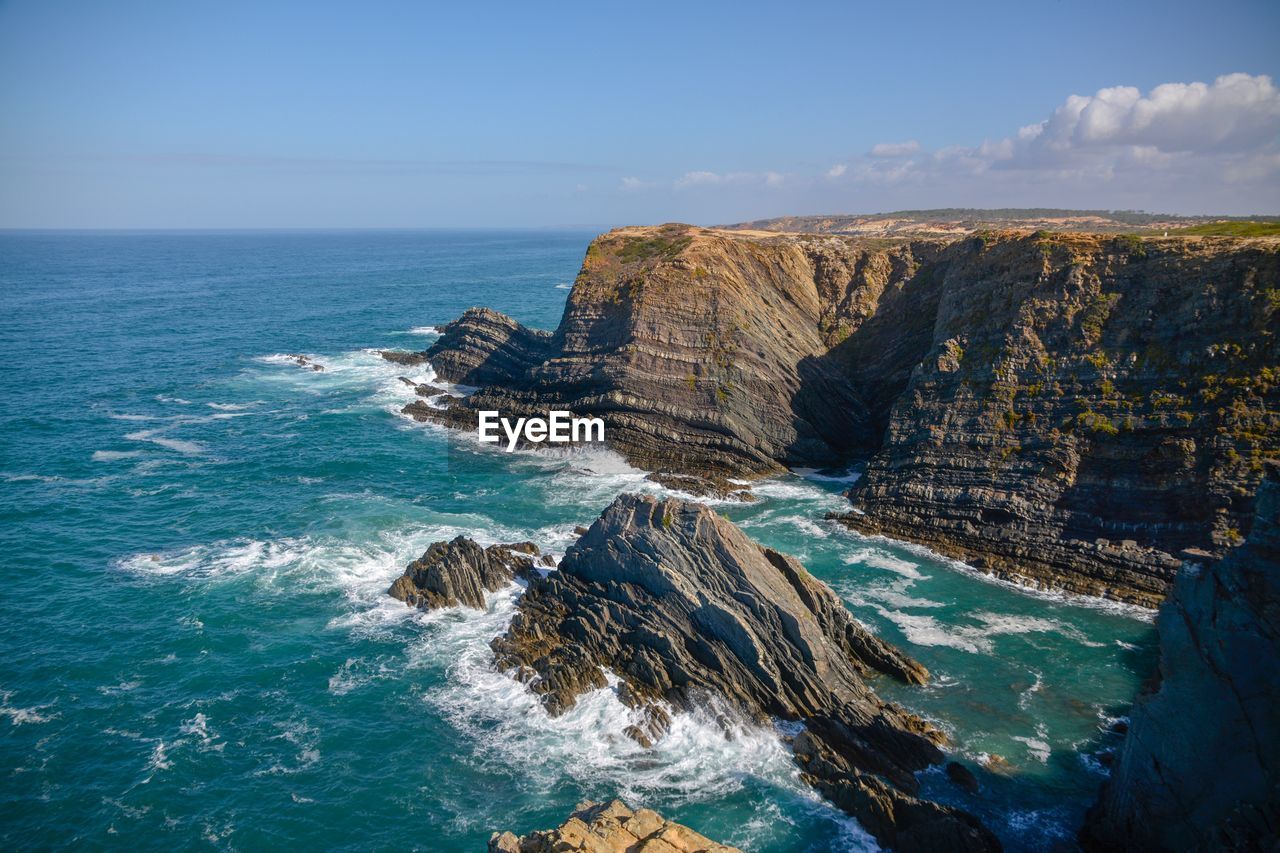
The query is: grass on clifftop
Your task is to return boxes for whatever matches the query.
[1171,221,1280,237]
[617,233,693,263]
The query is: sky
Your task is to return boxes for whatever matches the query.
[1,0,1278,228]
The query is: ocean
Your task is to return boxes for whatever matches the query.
[0,230,1155,851]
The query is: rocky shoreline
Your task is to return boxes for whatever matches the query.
[394,494,1000,851]
[375,221,1278,849]
[385,223,1278,607]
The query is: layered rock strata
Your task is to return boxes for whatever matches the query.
[1082,460,1280,850]
[387,536,542,611]
[391,224,947,489]
[489,493,999,852]
[388,225,1278,604]
[834,232,1280,607]
[488,799,740,853]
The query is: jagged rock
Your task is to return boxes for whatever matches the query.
[407,225,1277,604]
[491,493,997,851]
[488,799,741,853]
[387,536,539,610]
[1082,460,1280,851]
[380,350,425,366]
[795,721,1000,852]
[383,306,552,386]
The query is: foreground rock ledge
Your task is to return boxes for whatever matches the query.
[491,493,1000,852]
[488,799,739,853]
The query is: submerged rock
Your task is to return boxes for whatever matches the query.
[488,799,740,853]
[1082,460,1280,850]
[491,493,998,851]
[387,536,539,611]
[285,353,324,371]
[946,760,981,794]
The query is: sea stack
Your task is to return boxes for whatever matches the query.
[490,493,1000,852]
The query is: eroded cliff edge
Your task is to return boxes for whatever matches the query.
[389,224,1278,605]
[1082,460,1280,850]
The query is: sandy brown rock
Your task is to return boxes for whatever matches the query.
[488,800,740,853]
[387,536,540,611]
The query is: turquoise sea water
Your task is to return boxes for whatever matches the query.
[0,231,1155,851]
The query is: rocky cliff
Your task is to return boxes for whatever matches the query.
[835,231,1279,607]
[488,800,741,853]
[388,224,1278,605]
[489,493,999,852]
[1082,460,1280,851]
[395,224,948,488]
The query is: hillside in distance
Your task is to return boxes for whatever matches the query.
[726,208,1280,239]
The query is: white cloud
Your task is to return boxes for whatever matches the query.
[673,170,785,190]
[869,140,921,158]
[839,74,1280,209]
[1022,73,1280,157]
[621,74,1280,215]
[675,170,730,188]
[620,176,647,190]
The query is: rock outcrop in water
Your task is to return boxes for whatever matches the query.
[387,536,541,610]
[488,799,740,853]
[1082,460,1280,851]
[389,224,1278,605]
[490,493,999,852]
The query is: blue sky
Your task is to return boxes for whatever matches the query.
[2,0,1278,227]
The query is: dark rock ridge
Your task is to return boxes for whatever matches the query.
[388,224,1278,605]
[490,493,999,852]
[1082,460,1280,851]
[387,536,541,610]
[488,799,741,853]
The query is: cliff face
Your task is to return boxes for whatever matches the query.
[1083,461,1280,850]
[402,224,946,485]
[391,224,1278,604]
[840,232,1280,606]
